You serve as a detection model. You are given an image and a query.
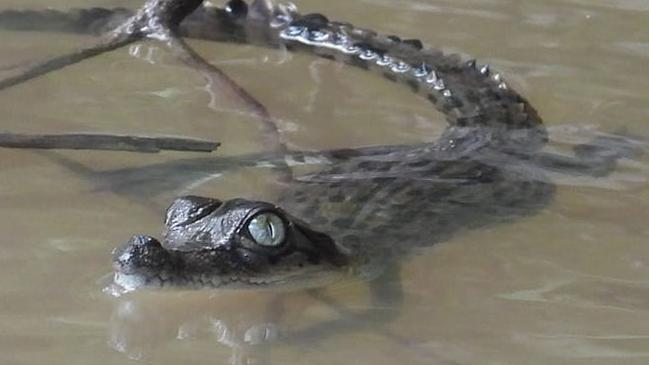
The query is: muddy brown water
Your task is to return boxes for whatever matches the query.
[1,1,649,364]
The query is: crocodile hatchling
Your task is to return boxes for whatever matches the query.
[0,1,632,291]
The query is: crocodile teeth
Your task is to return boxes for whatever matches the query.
[498,82,508,90]
[492,73,502,82]
[442,89,453,97]
[466,59,477,69]
[480,64,490,75]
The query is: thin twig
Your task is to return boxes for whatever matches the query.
[0,132,219,153]
[165,35,293,181]
[0,27,137,91]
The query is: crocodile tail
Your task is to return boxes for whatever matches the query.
[272,13,547,152]
[0,3,548,152]
[0,7,131,35]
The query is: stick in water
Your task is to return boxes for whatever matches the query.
[0,133,219,153]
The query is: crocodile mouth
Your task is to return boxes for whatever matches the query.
[112,260,349,293]
[111,242,350,293]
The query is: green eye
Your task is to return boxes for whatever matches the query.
[247,213,286,247]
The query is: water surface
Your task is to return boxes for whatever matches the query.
[1,0,648,364]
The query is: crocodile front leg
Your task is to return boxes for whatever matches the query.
[525,132,645,178]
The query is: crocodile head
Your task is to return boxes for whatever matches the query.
[112,196,349,292]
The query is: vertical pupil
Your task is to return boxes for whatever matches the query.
[249,213,284,246]
[266,221,274,239]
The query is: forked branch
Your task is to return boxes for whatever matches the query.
[0,0,203,91]
[0,0,288,171]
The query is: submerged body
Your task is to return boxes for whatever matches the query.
[111,1,556,291]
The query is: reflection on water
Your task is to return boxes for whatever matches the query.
[107,275,400,364]
[1,1,649,365]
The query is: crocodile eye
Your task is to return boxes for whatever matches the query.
[247,213,286,247]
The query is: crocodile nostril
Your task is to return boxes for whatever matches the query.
[224,0,247,18]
